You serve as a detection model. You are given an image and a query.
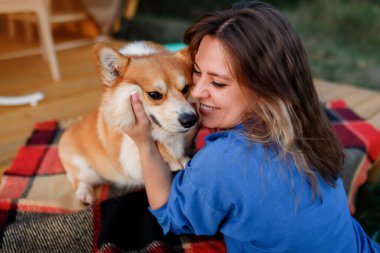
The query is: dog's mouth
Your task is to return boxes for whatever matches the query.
[177,128,193,134]
[149,114,162,128]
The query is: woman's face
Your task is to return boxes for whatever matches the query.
[191,35,251,129]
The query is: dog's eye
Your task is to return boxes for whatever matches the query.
[181,85,190,94]
[147,91,163,100]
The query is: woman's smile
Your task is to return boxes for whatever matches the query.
[199,103,220,112]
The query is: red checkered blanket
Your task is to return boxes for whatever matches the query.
[0,100,379,252]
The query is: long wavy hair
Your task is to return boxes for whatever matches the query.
[184,1,344,195]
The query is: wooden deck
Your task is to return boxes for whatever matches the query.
[315,79,380,127]
[0,40,379,174]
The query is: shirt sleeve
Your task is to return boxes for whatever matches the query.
[149,132,233,236]
[149,168,228,235]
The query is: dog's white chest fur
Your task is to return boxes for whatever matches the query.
[118,129,188,187]
[118,135,144,186]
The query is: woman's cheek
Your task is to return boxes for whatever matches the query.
[192,73,200,85]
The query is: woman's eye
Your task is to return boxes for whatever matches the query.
[147,91,163,100]
[211,81,226,87]
[181,85,190,94]
[192,67,201,74]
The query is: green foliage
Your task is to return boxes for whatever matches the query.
[285,0,380,90]
[296,0,380,54]
[136,0,236,21]
[131,0,380,90]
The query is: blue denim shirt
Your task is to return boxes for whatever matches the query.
[150,125,380,253]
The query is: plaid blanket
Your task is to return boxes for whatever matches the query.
[325,100,380,213]
[0,99,379,252]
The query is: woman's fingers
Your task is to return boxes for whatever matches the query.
[123,92,153,146]
[120,91,153,146]
[131,92,149,125]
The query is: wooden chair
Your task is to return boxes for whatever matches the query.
[0,0,139,106]
[0,0,60,81]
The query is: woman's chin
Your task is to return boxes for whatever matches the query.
[200,120,217,129]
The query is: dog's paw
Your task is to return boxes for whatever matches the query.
[179,156,191,168]
[76,183,95,205]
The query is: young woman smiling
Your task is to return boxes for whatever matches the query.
[122,1,380,252]
[191,35,251,129]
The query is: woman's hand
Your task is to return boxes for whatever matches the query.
[121,91,172,209]
[121,92,153,148]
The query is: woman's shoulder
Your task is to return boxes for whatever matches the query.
[183,128,260,212]
[203,126,251,149]
[189,127,265,176]
[183,127,284,213]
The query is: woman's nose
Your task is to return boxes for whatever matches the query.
[191,80,209,99]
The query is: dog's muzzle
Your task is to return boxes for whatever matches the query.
[178,113,198,128]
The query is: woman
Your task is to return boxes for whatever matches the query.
[123,1,380,252]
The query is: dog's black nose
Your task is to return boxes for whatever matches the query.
[178,113,198,128]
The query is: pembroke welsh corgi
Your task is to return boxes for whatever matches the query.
[58,41,198,205]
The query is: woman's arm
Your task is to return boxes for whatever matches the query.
[122,92,172,209]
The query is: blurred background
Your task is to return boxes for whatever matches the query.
[130,0,380,91]
[1,0,379,90]
[0,0,379,243]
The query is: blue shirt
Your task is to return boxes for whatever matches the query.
[150,126,380,253]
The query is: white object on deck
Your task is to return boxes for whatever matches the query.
[0,92,44,106]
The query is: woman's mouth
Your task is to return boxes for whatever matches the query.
[200,103,219,111]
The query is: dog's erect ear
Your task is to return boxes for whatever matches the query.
[93,44,129,86]
[174,47,191,64]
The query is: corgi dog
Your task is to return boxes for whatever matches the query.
[58,41,198,205]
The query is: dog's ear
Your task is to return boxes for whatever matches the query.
[93,44,129,87]
[174,47,191,64]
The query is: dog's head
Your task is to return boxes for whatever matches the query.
[93,42,198,137]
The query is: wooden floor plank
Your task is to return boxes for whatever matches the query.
[355,95,380,119]
[318,84,360,102]
[344,89,378,108]
[315,81,380,128]
[314,79,334,96]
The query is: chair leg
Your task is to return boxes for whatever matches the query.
[34,0,61,81]
[23,13,34,42]
[6,14,16,39]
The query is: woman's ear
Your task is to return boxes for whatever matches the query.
[93,44,129,87]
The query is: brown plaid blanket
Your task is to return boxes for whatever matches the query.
[0,99,379,252]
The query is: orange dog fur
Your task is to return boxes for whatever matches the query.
[58,41,198,205]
